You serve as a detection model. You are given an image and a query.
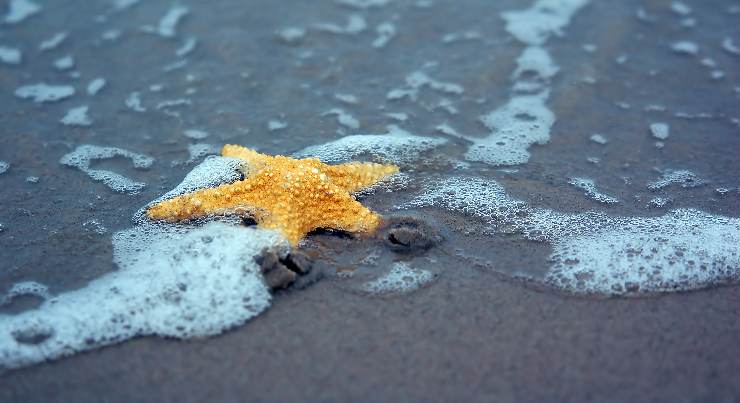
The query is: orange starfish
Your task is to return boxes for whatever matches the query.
[147,144,399,245]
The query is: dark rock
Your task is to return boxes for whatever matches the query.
[257,250,320,291]
[281,251,313,275]
[257,251,296,290]
[379,216,442,253]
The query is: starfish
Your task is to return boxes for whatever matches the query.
[147,144,399,245]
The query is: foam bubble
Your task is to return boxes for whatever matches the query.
[649,197,672,208]
[362,262,435,295]
[582,43,597,52]
[3,0,41,24]
[175,37,197,57]
[39,32,67,51]
[512,46,560,86]
[435,123,459,136]
[86,78,106,96]
[335,0,388,8]
[15,83,75,103]
[501,0,590,46]
[102,29,122,41]
[0,161,9,174]
[183,129,209,140]
[53,55,74,71]
[314,14,367,35]
[372,22,396,48]
[589,133,608,144]
[156,98,191,110]
[649,123,669,140]
[670,1,692,15]
[186,143,220,164]
[441,31,481,43]
[112,0,140,11]
[334,93,358,104]
[671,41,699,56]
[462,92,555,166]
[60,106,92,127]
[568,177,619,204]
[153,5,189,38]
[268,119,288,131]
[125,92,146,112]
[385,112,408,122]
[162,59,187,72]
[323,108,360,130]
[60,145,154,194]
[82,219,107,234]
[647,169,708,190]
[0,222,286,371]
[276,27,306,44]
[293,125,447,164]
[387,70,464,101]
[722,37,740,56]
[0,46,21,65]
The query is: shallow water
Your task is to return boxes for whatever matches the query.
[0,0,738,401]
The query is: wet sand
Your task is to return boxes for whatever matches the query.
[1,271,738,402]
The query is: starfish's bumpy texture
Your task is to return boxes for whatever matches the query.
[147,144,399,244]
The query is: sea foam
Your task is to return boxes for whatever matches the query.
[400,176,740,296]
[1,157,288,370]
[293,125,447,164]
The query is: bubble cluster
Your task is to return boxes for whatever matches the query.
[398,176,528,225]
[60,144,155,194]
[456,0,588,167]
[3,0,40,24]
[536,209,740,295]
[0,46,21,65]
[401,176,740,296]
[647,169,708,190]
[362,262,436,295]
[386,70,464,102]
[0,222,286,371]
[463,93,555,166]
[293,125,447,164]
[60,106,92,127]
[323,108,360,130]
[0,282,50,307]
[15,83,75,103]
[568,177,620,204]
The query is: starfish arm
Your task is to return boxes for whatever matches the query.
[221,144,271,169]
[147,181,261,221]
[319,195,382,233]
[323,162,399,193]
[256,186,382,245]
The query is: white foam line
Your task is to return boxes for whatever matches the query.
[399,176,740,296]
[3,0,41,24]
[293,125,447,164]
[458,0,590,166]
[60,145,154,194]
